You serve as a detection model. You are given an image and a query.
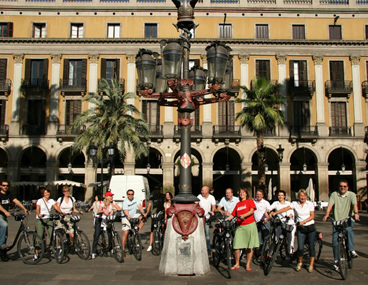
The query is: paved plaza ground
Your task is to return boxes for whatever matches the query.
[0,210,367,285]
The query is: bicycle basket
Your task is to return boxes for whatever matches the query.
[13,213,25,221]
[152,212,164,220]
[130,218,140,225]
[221,220,233,230]
[70,215,81,223]
[50,214,61,220]
[333,219,348,229]
[107,214,116,221]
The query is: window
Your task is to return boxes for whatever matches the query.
[219,23,232,38]
[293,101,310,129]
[0,22,13,37]
[329,25,342,40]
[0,58,7,83]
[330,102,347,134]
[26,99,46,135]
[101,58,120,82]
[330,61,344,89]
[144,23,157,38]
[218,100,235,132]
[65,100,81,126]
[0,100,6,127]
[255,60,270,81]
[142,100,160,131]
[366,25,368,40]
[24,59,48,87]
[292,25,305,40]
[70,23,84,38]
[289,60,307,87]
[63,59,87,87]
[33,23,46,38]
[107,23,120,38]
[256,24,269,39]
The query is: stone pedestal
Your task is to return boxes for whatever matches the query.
[159,217,210,275]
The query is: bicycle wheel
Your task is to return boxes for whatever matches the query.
[53,230,65,264]
[96,232,106,257]
[315,239,323,263]
[264,239,281,276]
[225,240,233,278]
[212,234,222,267]
[112,233,124,263]
[127,231,134,255]
[75,231,91,260]
[338,239,348,280]
[279,238,289,260]
[260,235,272,266]
[152,230,162,256]
[133,233,142,261]
[347,248,353,269]
[17,232,44,265]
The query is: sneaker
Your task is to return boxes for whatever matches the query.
[33,254,39,261]
[146,245,152,252]
[91,253,96,259]
[350,250,359,258]
[0,245,7,250]
[333,261,339,272]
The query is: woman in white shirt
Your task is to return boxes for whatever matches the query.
[271,189,316,273]
[266,190,296,256]
[55,186,81,244]
[35,188,61,246]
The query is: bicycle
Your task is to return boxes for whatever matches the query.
[40,214,65,264]
[151,211,165,256]
[14,200,33,212]
[96,214,124,263]
[75,201,91,212]
[328,216,354,280]
[125,216,143,261]
[0,213,44,265]
[57,215,91,260]
[260,216,289,276]
[212,214,237,278]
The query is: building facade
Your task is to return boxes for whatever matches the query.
[0,0,367,203]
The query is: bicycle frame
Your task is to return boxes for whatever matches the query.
[4,214,27,252]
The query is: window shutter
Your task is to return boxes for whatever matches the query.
[0,100,6,126]
[63,59,69,81]
[0,59,7,80]
[24,59,32,82]
[116,58,120,80]
[7,22,13,37]
[101,58,107,79]
[300,60,307,82]
[289,60,294,85]
[43,59,48,84]
[81,59,87,84]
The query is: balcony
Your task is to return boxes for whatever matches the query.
[0,124,9,142]
[22,124,45,136]
[98,78,125,95]
[289,125,318,143]
[174,125,202,143]
[365,126,368,144]
[213,125,241,143]
[56,124,86,142]
[362,81,368,99]
[329,126,352,137]
[60,79,87,96]
[0,79,11,96]
[289,80,315,98]
[148,125,163,141]
[21,79,49,93]
[325,80,353,98]
[250,79,278,90]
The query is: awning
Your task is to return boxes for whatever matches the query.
[12,181,45,186]
[88,181,109,187]
[46,180,86,188]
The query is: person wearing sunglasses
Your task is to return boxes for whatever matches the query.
[323,179,360,271]
[0,180,30,251]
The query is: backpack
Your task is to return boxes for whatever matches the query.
[60,196,75,205]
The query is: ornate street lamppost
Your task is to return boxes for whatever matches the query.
[135,0,237,275]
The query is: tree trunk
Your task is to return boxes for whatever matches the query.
[256,132,266,192]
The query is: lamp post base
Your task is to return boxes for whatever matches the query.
[159,216,210,276]
[172,193,199,203]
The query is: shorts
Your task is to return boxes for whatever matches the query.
[56,215,74,234]
[121,214,141,232]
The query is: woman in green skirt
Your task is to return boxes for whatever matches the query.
[227,187,259,271]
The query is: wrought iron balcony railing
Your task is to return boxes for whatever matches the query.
[325,80,353,95]
[250,79,278,90]
[289,125,318,143]
[362,81,368,98]
[289,80,315,96]
[0,124,9,141]
[21,124,45,136]
[0,79,11,95]
[329,126,352,136]
[174,125,202,139]
[59,78,87,94]
[98,78,125,94]
[21,79,49,91]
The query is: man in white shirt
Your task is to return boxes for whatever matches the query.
[196,185,216,250]
[253,189,271,256]
[217,188,239,217]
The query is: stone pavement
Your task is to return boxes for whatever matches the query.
[0,210,367,285]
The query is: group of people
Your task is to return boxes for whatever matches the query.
[0,178,361,274]
[197,179,360,272]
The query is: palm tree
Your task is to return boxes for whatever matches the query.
[235,78,285,191]
[70,78,149,166]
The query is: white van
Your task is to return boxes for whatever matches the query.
[108,175,150,212]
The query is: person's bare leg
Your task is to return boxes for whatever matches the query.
[122,231,128,251]
[232,249,240,268]
[246,248,253,270]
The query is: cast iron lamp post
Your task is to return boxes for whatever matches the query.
[89,143,115,197]
[135,0,237,203]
